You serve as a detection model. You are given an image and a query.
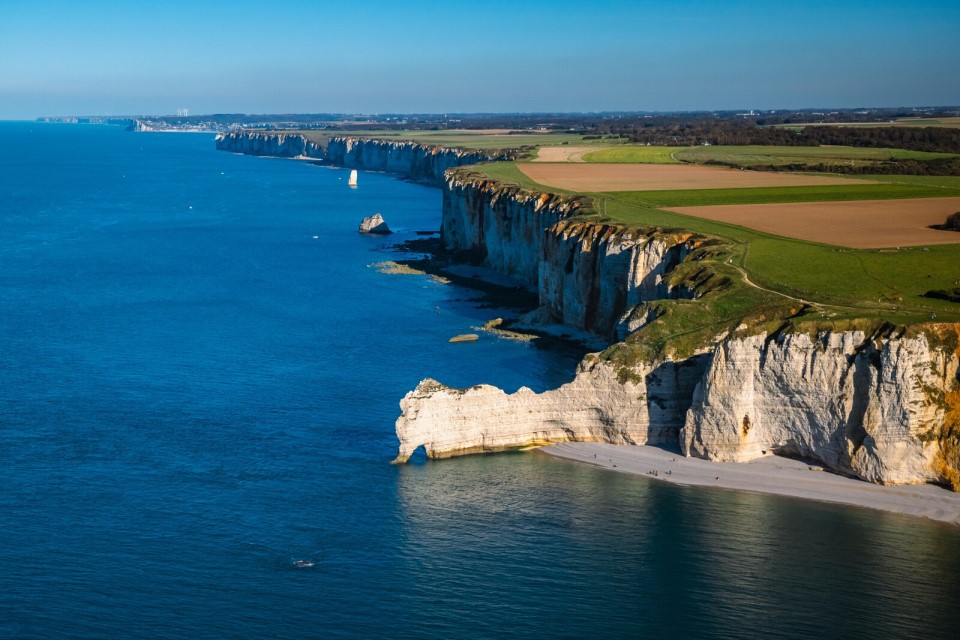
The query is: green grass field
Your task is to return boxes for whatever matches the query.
[852,175,960,189]
[468,163,960,206]
[606,182,960,207]
[674,144,955,165]
[460,160,960,326]
[573,143,957,169]
[581,146,683,163]
[596,197,960,322]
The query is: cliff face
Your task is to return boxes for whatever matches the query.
[441,175,696,337]
[216,132,509,185]
[325,138,508,184]
[394,354,709,463]
[440,175,586,287]
[682,329,960,486]
[539,221,697,339]
[402,173,960,489]
[216,134,960,489]
[215,131,325,158]
[397,327,960,487]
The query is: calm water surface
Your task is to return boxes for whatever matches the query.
[1,122,958,639]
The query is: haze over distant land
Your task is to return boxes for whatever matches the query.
[1,0,958,119]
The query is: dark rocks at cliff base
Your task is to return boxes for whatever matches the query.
[359,213,392,234]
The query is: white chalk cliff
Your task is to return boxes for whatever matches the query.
[397,171,960,490]
[216,132,511,185]
[397,328,959,488]
[213,133,960,489]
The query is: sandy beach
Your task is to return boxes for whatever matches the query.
[542,442,960,525]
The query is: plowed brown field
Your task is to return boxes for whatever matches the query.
[517,163,871,191]
[667,197,960,248]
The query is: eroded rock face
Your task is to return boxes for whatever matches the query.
[326,138,509,185]
[358,213,391,234]
[396,328,960,488]
[442,177,700,338]
[540,221,696,339]
[393,355,709,463]
[215,132,325,158]
[216,133,510,185]
[681,331,958,485]
[441,176,585,288]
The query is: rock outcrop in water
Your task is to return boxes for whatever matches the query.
[215,132,512,185]
[358,213,391,234]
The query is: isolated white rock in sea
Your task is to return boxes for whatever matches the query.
[358,213,391,234]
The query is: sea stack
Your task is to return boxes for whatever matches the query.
[358,213,392,234]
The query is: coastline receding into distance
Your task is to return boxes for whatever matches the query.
[215,129,960,525]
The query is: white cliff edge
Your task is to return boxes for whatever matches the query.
[394,356,655,463]
[396,329,959,489]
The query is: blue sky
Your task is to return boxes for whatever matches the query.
[1,0,958,118]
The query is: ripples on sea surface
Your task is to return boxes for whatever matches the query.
[1,122,958,640]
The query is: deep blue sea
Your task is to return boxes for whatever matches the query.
[1,122,959,640]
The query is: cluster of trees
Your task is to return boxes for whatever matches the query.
[607,121,960,154]
[798,126,960,153]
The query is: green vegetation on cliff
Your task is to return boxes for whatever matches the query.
[449,161,960,361]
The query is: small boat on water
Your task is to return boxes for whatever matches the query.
[293,559,315,568]
[347,169,358,187]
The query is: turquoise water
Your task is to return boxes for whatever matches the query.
[1,122,958,639]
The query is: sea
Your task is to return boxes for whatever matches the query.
[1,121,959,640]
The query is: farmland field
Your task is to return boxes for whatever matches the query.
[435,117,960,340]
[575,144,957,168]
[665,197,960,248]
[596,196,960,319]
[579,146,684,163]
[605,182,960,207]
[516,162,872,192]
